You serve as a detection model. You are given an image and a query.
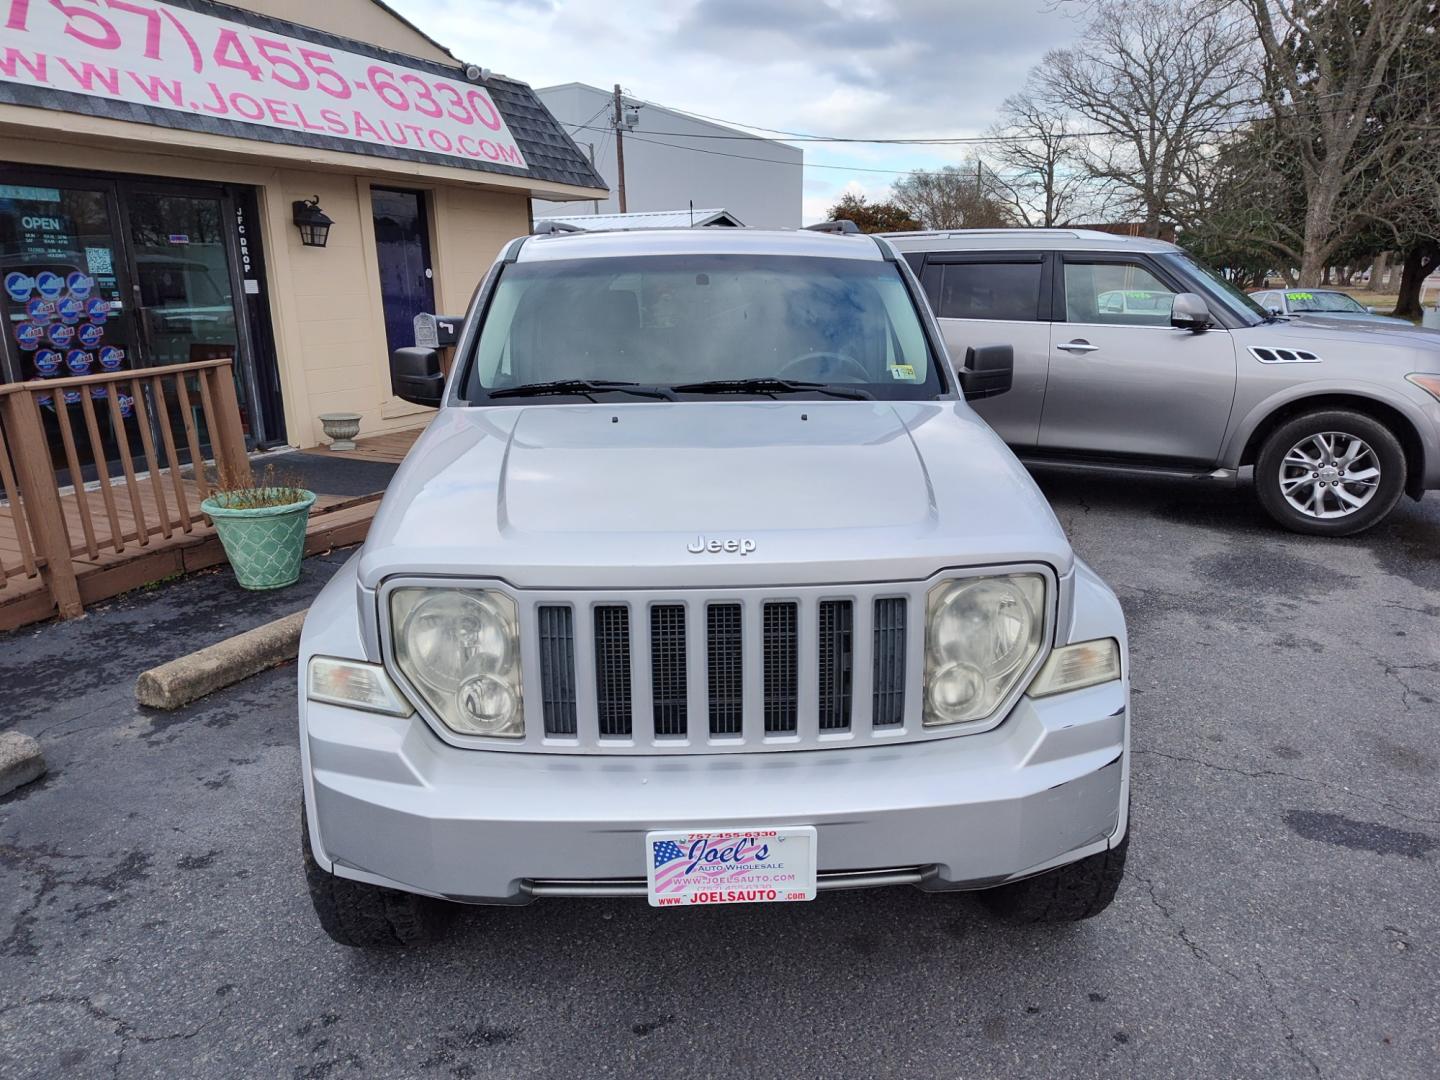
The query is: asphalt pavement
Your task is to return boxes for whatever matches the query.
[1,477,1437,1079]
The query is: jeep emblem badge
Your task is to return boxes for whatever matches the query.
[687,535,757,557]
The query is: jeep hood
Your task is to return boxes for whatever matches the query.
[358,402,1071,589]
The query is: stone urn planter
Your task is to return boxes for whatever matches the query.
[201,484,317,590]
[319,412,362,451]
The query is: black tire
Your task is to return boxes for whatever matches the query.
[978,833,1129,925]
[302,806,450,947]
[1253,409,1406,537]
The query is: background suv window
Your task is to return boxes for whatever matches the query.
[1064,262,1176,326]
[922,261,1042,321]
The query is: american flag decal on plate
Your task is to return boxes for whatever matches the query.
[645,827,818,907]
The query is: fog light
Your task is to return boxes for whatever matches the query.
[927,661,984,717]
[456,674,521,737]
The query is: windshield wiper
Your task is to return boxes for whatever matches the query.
[670,377,873,400]
[486,379,675,401]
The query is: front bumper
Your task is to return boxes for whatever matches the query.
[304,678,1128,904]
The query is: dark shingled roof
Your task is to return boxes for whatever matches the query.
[0,0,607,193]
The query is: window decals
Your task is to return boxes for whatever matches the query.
[33,349,62,376]
[35,271,64,300]
[5,272,35,301]
[15,322,45,350]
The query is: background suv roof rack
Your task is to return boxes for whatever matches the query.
[532,220,584,236]
[806,220,860,235]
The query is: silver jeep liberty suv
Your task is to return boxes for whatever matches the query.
[299,225,1130,947]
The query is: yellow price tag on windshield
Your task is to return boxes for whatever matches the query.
[889,365,916,381]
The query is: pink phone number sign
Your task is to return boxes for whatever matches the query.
[0,0,527,169]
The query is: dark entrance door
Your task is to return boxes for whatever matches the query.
[371,188,435,357]
[1,176,145,484]
[0,167,284,480]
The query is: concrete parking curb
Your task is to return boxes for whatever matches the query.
[0,731,46,796]
[135,610,307,711]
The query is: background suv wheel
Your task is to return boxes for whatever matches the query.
[1254,409,1406,536]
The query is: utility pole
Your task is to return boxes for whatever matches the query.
[585,142,599,215]
[613,84,628,214]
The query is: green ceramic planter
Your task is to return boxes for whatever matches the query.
[201,489,317,590]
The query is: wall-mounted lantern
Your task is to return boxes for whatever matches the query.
[292,197,333,248]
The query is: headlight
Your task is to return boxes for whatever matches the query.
[1027,638,1122,697]
[391,588,524,737]
[1405,373,1440,402]
[924,574,1044,727]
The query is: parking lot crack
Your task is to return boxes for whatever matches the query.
[0,993,228,1079]
[1133,749,1440,826]
[1138,876,1240,982]
[1253,962,1324,1078]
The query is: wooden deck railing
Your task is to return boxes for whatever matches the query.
[0,359,251,620]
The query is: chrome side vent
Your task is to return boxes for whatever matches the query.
[1249,346,1320,364]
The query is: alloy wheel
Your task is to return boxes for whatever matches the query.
[1279,431,1381,520]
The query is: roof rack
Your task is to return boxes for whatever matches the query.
[805,220,861,235]
[531,220,584,236]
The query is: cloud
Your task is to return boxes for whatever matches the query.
[389,0,1084,221]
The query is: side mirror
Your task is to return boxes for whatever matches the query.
[1267,305,1283,317]
[1366,305,1377,314]
[1171,292,1212,332]
[391,346,444,408]
[960,344,1013,400]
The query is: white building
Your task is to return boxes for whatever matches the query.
[533,84,802,229]
[536,208,744,231]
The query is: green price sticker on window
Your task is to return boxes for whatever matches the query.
[1286,292,1314,301]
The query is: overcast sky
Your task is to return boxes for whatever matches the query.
[387,0,1086,222]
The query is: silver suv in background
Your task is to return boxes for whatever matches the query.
[885,229,1440,536]
[299,227,1131,946]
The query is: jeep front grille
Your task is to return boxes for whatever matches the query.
[531,588,930,751]
[593,605,632,736]
[537,605,578,736]
[817,600,854,730]
[384,570,1055,755]
[872,597,907,727]
[762,601,798,734]
[650,604,688,736]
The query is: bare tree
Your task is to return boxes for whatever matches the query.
[1031,0,1258,236]
[890,162,1016,229]
[983,90,1098,226]
[1242,0,1436,285]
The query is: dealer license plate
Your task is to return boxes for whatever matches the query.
[645,826,817,907]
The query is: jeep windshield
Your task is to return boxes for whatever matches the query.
[462,254,946,402]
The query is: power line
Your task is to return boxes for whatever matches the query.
[621,69,1435,148]
[614,132,933,174]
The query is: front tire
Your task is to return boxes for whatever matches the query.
[302,807,450,947]
[1254,410,1406,536]
[979,833,1128,924]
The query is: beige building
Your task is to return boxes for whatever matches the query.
[0,0,605,451]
